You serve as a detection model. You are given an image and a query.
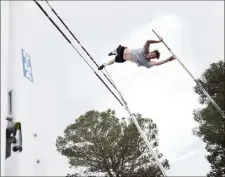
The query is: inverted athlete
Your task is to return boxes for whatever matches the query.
[98,38,176,70]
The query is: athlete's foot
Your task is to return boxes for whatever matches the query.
[98,64,105,70]
[108,52,116,56]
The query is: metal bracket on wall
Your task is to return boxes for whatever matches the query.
[6,90,23,159]
[6,120,23,159]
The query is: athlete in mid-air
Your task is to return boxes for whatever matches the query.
[98,37,176,70]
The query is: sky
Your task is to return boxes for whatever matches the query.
[1,1,224,176]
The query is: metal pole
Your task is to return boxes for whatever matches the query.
[152,29,225,119]
[104,68,167,176]
[126,109,167,176]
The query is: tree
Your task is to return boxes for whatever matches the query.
[56,109,170,177]
[193,60,225,177]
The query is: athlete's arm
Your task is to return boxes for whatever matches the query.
[144,37,163,51]
[149,55,175,66]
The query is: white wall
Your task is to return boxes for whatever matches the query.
[1,1,45,176]
[2,1,84,175]
[1,1,10,176]
[1,1,59,175]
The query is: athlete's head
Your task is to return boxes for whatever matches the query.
[148,49,160,60]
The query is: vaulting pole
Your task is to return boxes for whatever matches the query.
[152,29,225,119]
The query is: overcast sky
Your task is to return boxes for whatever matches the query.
[2,1,224,176]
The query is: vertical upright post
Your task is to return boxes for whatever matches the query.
[152,29,225,119]
[126,109,167,176]
[104,68,167,176]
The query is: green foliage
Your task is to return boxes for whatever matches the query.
[57,109,169,177]
[66,173,79,177]
[193,60,225,177]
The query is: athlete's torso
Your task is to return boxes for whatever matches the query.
[125,48,153,68]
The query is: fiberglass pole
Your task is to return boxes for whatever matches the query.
[152,29,225,119]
